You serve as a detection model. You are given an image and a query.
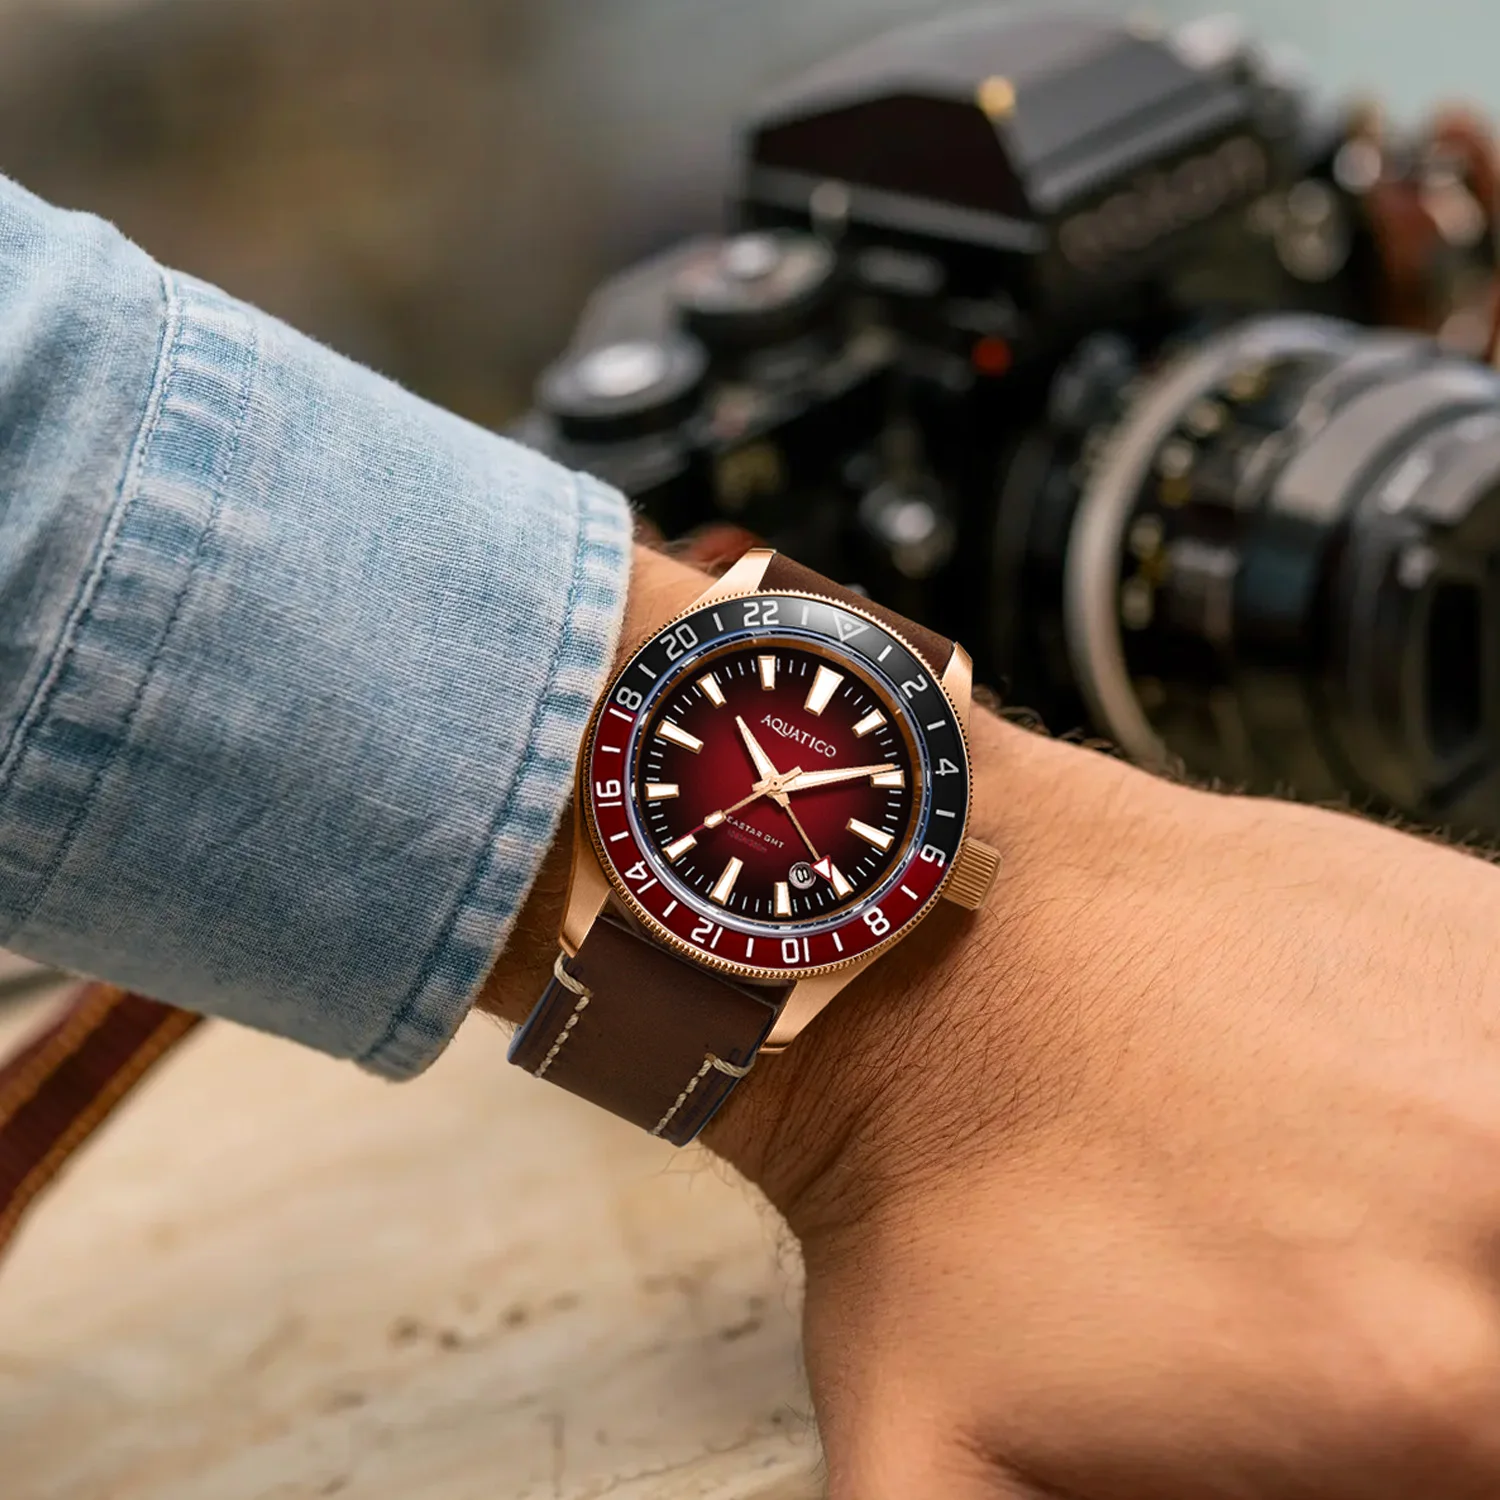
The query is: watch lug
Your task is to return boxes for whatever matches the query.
[692,547,775,605]
[940,641,974,730]
[560,814,611,955]
[763,955,880,1052]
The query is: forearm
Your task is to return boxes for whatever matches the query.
[0,174,630,1075]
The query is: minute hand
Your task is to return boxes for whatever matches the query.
[781,763,899,793]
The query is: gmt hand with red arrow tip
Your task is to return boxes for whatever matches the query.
[809,853,854,900]
[779,798,822,864]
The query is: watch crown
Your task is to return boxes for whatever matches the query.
[943,837,1001,910]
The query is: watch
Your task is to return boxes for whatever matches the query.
[508,549,1000,1144]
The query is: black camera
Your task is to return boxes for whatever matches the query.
[519,8,1500,839]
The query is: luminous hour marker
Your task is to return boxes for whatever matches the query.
[710,857,744,905]
[757,654,777,690]
[853,709,887,738]
[774,882,792,917]
[664,834,697,862]
[871,769,906,789]
[847,818,894,852]
[645,782,679,801]
[828,863,853,899]
[804,665,844,716]
[658,720,703,753]
[698,672,726,707]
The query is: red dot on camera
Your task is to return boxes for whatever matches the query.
[972,336,1013,377]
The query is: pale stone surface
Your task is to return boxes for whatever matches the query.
[0,953,43,990]
[0,990,819,1500]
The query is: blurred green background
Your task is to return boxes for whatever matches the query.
[0,0,1493,425]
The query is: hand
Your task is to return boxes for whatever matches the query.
[735,713,782,785]
[733,711,823,856]
[485,544,1500,1498]
[717,722,1500,1499]
[690,768,802,838]
[777,796,821,863]
[779,762,898,793]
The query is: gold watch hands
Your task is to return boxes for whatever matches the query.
[778,799,822,863]
[713,720,886,860]
[735,715,896,797]
[770,758,899,861]
[734,715,782,784]
[732,713,826,855]
[778,763,895,793]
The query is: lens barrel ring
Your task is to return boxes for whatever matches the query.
[1065,315,1356,767]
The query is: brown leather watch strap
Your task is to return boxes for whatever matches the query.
[759,552,955,674]
[508,913,785,1146]
[510,547,959,1145]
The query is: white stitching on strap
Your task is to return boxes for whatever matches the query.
[551,950,589,997]
[534,952,591,1079]
[651,1053,754,1138]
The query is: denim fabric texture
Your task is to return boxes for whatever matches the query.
[0,176,631,1078]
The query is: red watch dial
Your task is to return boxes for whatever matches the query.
[634,641,919,924]
[583,588,971,980]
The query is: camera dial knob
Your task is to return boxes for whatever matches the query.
[536,334,709,444]
[671,231,839,351]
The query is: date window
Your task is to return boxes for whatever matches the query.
[789,861,817,891]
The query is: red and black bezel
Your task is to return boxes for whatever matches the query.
[581,588,971,981]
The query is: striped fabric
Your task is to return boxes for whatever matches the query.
[0,987,200,1260]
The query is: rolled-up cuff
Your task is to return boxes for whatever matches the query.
[0,256,631,1077]
[358,472,629,1078]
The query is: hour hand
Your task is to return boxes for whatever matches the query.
[735,714,782,784]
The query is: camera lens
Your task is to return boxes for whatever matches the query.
[1066,316,1500,835]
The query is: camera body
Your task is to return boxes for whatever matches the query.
[521,10,1500,837]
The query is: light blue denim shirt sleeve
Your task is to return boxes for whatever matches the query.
[0,175,631,1078]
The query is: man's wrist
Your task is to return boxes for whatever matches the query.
[475,543,717,1030]
[704,712,1179,1232]
[477,539,1153,1233]
[700,706,1019,1219]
